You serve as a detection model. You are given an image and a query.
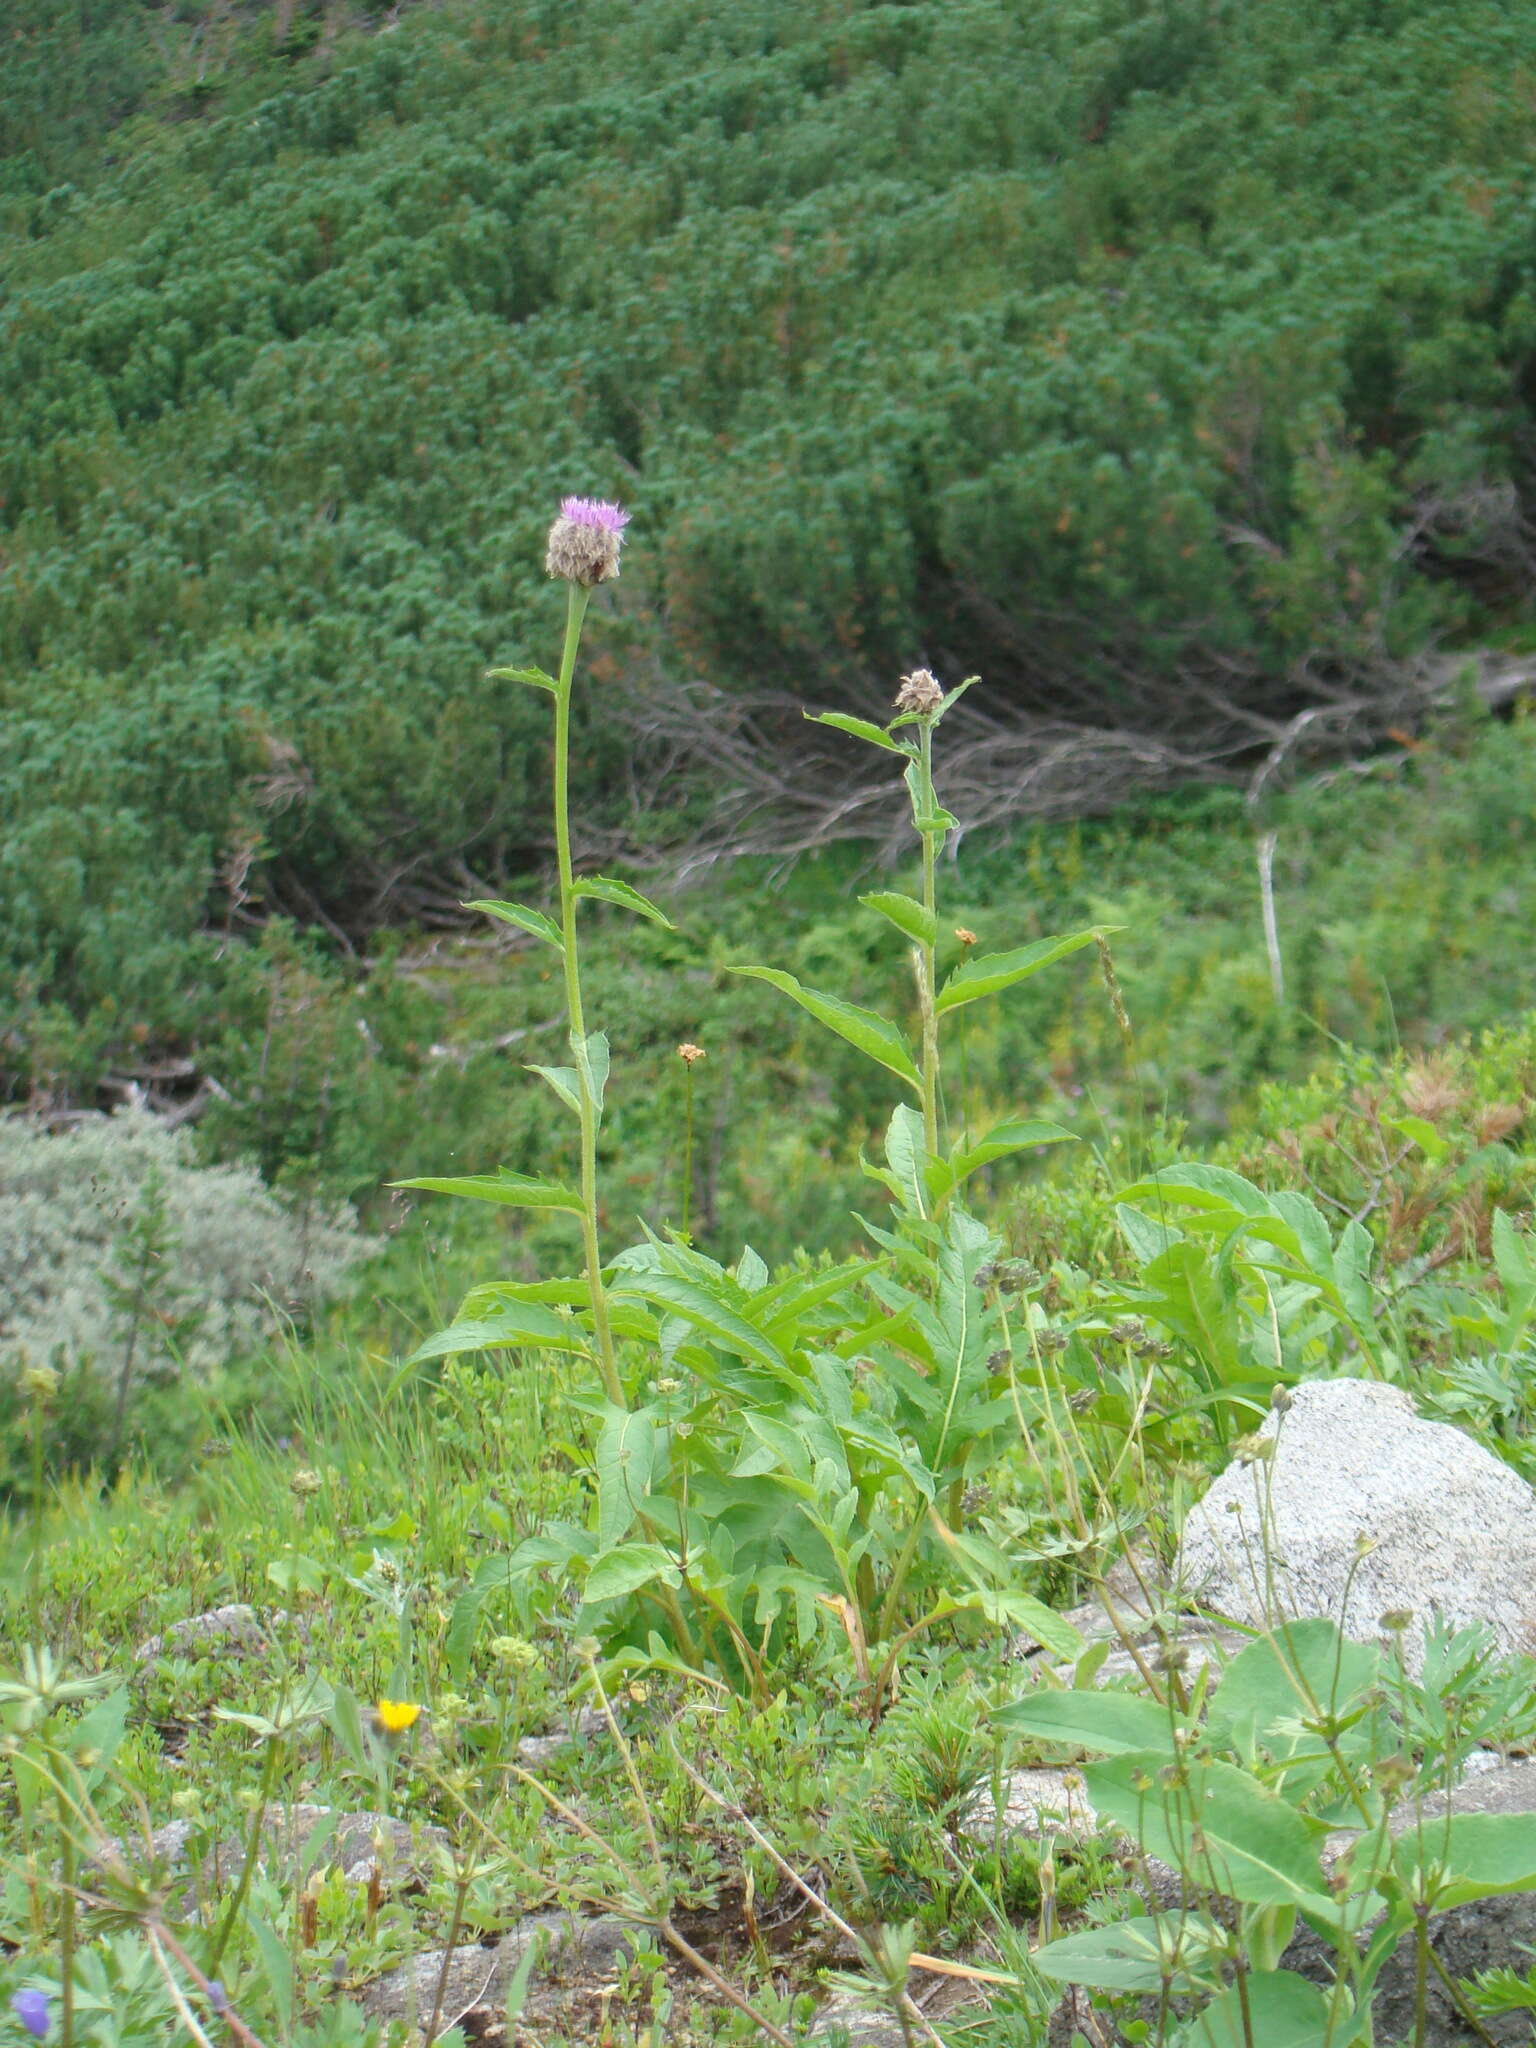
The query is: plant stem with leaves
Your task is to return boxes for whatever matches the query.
[551,581,623,1410]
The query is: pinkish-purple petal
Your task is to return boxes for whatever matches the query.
[558,496,630,533]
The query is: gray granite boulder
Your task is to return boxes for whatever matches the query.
[1177,1379,1536,1672]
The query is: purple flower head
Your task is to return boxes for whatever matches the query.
[11,1991,50,2041]
[207,1983,229,2018]
[545,496,630,586]
[558,496,630,534]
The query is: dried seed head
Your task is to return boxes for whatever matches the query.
[954,926,978,947]
[289,1466,323,1498]
[1400,1055,1467,1125]
[544,495,630,586]
[677,1042,706,1065]
[894,667,943,715]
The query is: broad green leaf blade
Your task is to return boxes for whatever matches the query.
[393,1170,585,1215]
[572,875,676,928]
[467,898,563,950]
[729,965,920,1088]
[884,1102,929,1215]
[952,1589,1085,1659]
[1186,1970,1333,2048]
[806,710,915,756]
[527,1063,581,1115]
[1032,1920,1225,1995]
[936,929,1104,1013]
[406,1301,586,1364]
[931,1116,1076,1201]
[1086,1752,1332,1911]
[583,1542,683,1605]
[995,1689,1184,1757]
[487,664,558,692]
[1210,1620,1380,1763]
[1395,1812,1536,1909]
[859,890,937,947]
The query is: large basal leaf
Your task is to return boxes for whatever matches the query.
[393,1170,585,1214]
[1395,1812,1536,1910]
[1086,1751,1332,1911]
[1032,1919,1226,1995]
[1210,1619,1381,1767]
[935,929,1102,1014]
[995,1688,1184,1758]
[1182,1969,1334,2048]
[465,898,563,950]
[729,965,920,1087]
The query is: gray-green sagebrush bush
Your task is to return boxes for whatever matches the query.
[0,1111,374,1461]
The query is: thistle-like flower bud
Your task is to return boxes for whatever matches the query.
[894,667,943,715]
[545,496,630,586]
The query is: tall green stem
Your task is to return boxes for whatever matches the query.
[209,1733,282,1974]
[917,721,941,1162]
[551,582,624,1410]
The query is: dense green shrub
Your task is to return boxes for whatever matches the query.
[7,0,1536,1114]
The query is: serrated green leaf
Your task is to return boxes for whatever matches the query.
[929,1116,1075,1201]
[466,899,563,949]
[729,965,920,1087]
[393,1170,585,1215]
[806,711,915,755]
[572,875,675,927]
[859,890,938,947]
[936,929,1104,1013]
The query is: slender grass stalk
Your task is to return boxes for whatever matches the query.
[550,580,623,1410]
[682,1059,696,1240]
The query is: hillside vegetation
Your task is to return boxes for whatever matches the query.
[6,0,1536,1120]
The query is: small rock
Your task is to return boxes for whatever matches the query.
[1178,1379,1536,1672]
[811,1992,912,2047]
[515,1704,606,1767]
[361,1912,643,2035]
[134,1604,271,1663]
[963,1766,1099,1843]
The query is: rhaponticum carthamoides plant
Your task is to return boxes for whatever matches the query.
[402,516,1108,1705]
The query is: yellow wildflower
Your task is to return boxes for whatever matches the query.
[375,1698,422,1735]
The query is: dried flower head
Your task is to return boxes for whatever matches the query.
[954,927,978,947]
[1476,1101,1525,1145]
[1400,1056,1467,1126]
[894,667,943,715]
[677,1042,706,1065]
[545,496,630,586]
[289,1467,322,1498]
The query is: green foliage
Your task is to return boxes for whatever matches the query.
[9,0,1536,1112]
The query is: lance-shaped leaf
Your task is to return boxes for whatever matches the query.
[805,710,915,756]
[572,875,675,927]
[583,1542,683,1605]
[936,928,1105,1013]
[406,1300,587,1364]
[467,899,563,950]
[609,1271,796,1382]
[729,966,920,1088]
[927,1116,1076,1203]
[487,663,558,693]
[860,890,937,947]
[393,1169,585,1215]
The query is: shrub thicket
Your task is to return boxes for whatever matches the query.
[6,0,1536,1111]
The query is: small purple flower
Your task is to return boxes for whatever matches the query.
[11,1990,50,2041]
[207,1982,229,2018]
[544,497,630,586]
